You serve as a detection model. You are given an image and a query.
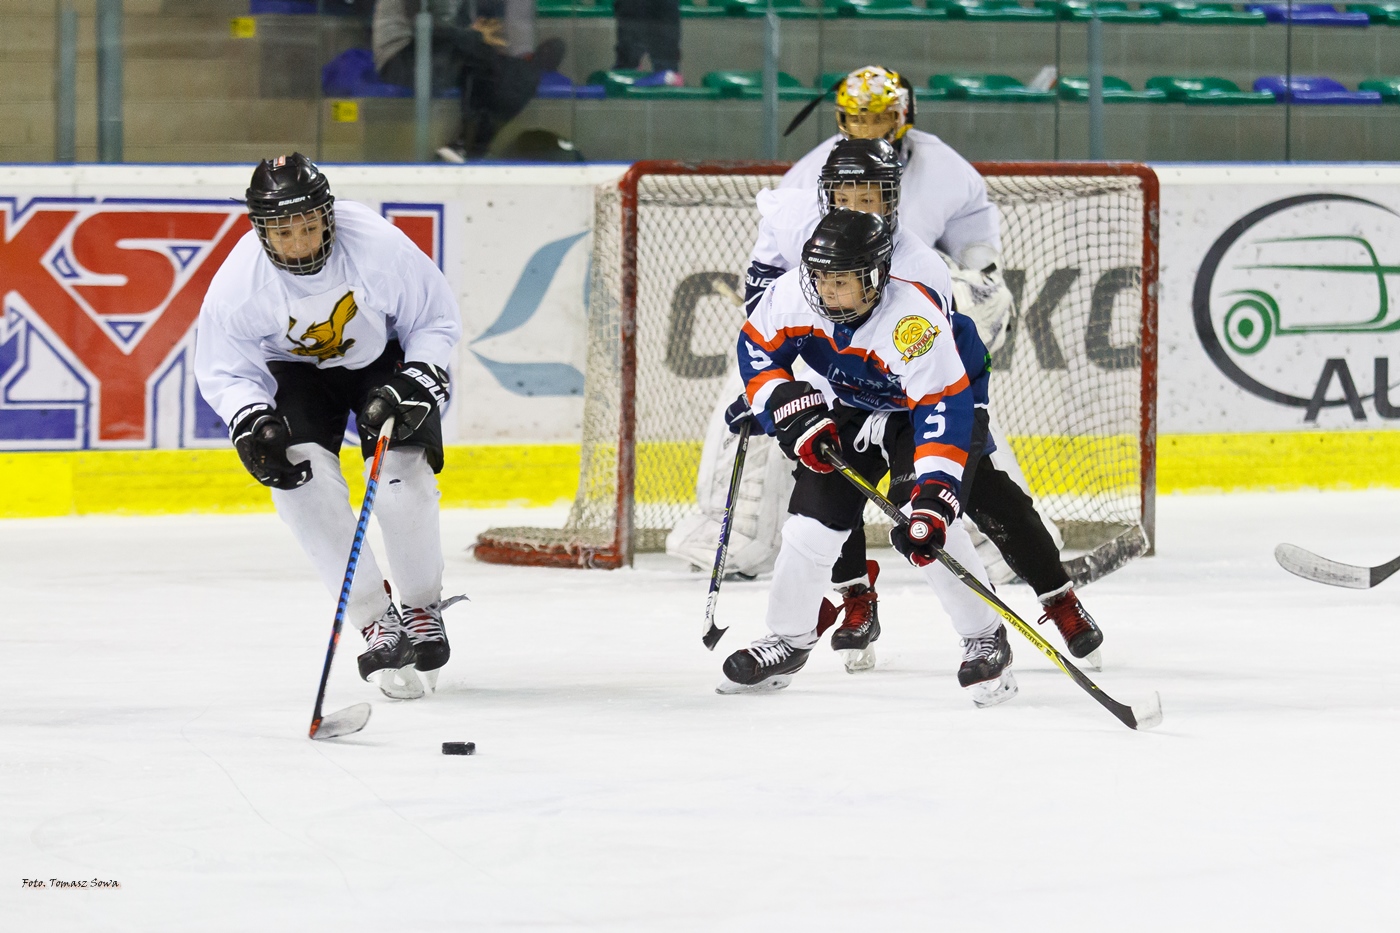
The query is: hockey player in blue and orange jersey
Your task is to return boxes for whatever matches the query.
[717,208,1016,707]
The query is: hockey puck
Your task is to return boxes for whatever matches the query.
[442,742,475,756]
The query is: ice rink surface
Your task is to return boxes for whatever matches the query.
[3,490,1398,931]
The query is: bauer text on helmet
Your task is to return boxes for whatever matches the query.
[836,66,913,143]
[246,152,337,276]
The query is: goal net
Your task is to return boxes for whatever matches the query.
[475,161,1158,578]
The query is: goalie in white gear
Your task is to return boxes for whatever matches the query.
[194,153,463,700]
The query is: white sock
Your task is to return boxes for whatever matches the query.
[765,514,848,644]
[271,443,389,630]
[372,447,444,609]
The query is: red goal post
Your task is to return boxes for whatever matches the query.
[475,160,1159,573]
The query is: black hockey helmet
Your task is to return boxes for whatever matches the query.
[819,137,902,231]
[246,152,336,275]
[800,209,895,324]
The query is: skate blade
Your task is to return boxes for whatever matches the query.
[421,668,440,693]
[376,667,425,700]
[1081,647,1103,672]
[715,674,793,695]
[840,645,876,673]
[968,669,1018,709]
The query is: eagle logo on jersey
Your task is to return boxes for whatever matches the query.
[892,315,939,362]
[286,291,357,362]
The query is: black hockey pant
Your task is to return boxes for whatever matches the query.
[831,415,1072,597]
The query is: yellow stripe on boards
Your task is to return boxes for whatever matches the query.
[1,431,1398,520]
[1157,431,1400,494]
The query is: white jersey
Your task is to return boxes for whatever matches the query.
[747,187,953,298]
[779,128,1000,265]
[194,200,462,424]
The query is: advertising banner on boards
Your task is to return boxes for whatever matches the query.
[3,162,1396,457]
[0,164,623,452]
[1157,165,1400,434]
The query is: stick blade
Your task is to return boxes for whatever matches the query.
[1275,543,1371,589]
[310,703,372,740]
[702,622,727,651]
[1130,692,1163,731]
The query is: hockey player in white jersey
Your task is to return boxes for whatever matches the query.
[749,139,1104,668]
[718,209,1015,707]
[194,154,463,700]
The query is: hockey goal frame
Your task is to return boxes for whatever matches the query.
[474,160,1159,570]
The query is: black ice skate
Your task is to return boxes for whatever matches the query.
[1038,585,1104,669]
[717,633,814,694]
[958,624,1018,709]
[357,603,424,700]
[400,595,467,693]
[820,560,881,674]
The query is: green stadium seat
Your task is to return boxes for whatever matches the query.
[833,0,950,15]
[588,70,723,98]
[930,73,1057,101]
[725,0,841,16]
[1036,0,1163,21]
[680,1,731,15]
[1347,2,1400,22]
[1145,76,1277,103]
[1058,75,1169,101]
[739,85,829,100]
[704,70,804,96]
[1142,1,1265,21]
[537,0,614,16]
[1359,76,1400,99]
[945,0,1058,20]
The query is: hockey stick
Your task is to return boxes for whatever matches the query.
[703,418,753,650]
[783,77,845,137]
[818,440,1162,731]
[309,416,395,740]
[1275,543,1400,590]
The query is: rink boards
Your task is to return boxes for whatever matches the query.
[1,162,1397,516]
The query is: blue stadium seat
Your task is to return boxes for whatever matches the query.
[1254,75,1384,103]
[1245,3,1371,24]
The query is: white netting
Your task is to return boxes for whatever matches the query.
[477,167,1153,567]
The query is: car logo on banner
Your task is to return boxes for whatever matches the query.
[1193,193,1400,421]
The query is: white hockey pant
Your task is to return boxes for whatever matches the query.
[764,515,846,644]
[271,443,444,631]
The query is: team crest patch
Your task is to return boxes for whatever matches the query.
[287,291,357,362]
[892,315,939,362]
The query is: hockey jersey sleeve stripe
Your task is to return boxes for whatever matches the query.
[744,367,791,406]
[741,320,811,353]
[914,453,966,483]
[915,441,969,468]
[906,372,970,410]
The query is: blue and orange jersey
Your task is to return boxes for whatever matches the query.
[739,269,977,497]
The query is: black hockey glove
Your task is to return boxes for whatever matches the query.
[724,393,756,435]
[889,481,960,567]
[230,404,312,490]
[359,361,450,441]
[766,381,839,474]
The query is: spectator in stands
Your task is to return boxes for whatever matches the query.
[614,0,682,86]
[373,0,564,162]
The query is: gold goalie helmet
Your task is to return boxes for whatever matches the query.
[835,65,914,143]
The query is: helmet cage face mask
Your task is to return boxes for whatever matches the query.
[819,179,901,232]
[800,261,890,324]
[250,202,337,276]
